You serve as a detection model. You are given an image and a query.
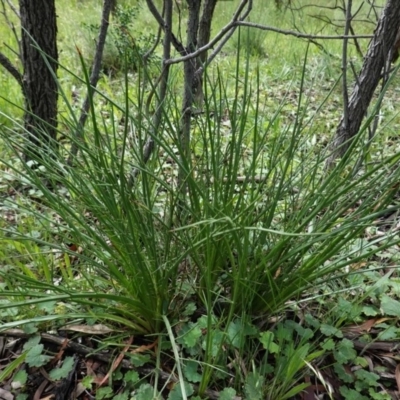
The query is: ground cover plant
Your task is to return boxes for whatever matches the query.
[2,0,400,399]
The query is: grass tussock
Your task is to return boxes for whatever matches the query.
[1,0,400,398]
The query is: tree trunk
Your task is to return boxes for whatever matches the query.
[193,0,218,108]
[177,0,201,211]
[68,0,114,165]
[326,0,400,168]
[180,0,201,162]
[19,0,58,162]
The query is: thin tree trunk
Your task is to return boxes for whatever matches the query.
[326,0,400,168]
[19,0,58,162]
[193,0,218,108]
[178,0,201,204]
[68,0,113,165]
[0,52,23,88]
[128,0,173,185]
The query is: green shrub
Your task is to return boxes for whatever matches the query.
[1,43,400,398]
[82,4,159,75]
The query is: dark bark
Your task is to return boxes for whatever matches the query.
[193,0,218,108]
[390,26,400,62]
[180,0,201,162]
[144,0,185,55]
[110,0,117,13]
[326,0,400,167]
[0,51,23,88]
[128,0,173,185]
[176,0,201,209]
[19,0,58,161]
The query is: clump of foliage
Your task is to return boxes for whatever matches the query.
[82,4,159,75]
[2,0,400,398]
[111,5,159,71]
[1,46,400,397]
[231,1,269,57]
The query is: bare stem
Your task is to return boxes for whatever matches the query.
[0,51,23,88]
[342,0,352,135]
[128,0,173,186]
[67,0,113,166]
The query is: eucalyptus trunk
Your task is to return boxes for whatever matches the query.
[178,0,201,205]
[326,0,400,167]
[19,0,58,162]
[193,0,218,108]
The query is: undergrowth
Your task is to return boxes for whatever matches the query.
[1,1,400,399]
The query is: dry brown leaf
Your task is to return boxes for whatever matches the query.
[375,317,393,324]
[98,336,134,387]
[48,338,68,368]
[350,261,367,270]
[130,339,158,354]
[34,379,49,400]
[301,376,315,400]
[343,318,378,335]
[86,361,96,377]
[0,388,14,400]
[60,324,113,334]
[395,364,400,392]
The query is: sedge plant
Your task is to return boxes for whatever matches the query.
[1,43,400,398]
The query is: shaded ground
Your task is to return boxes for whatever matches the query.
[2,316,400,400]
